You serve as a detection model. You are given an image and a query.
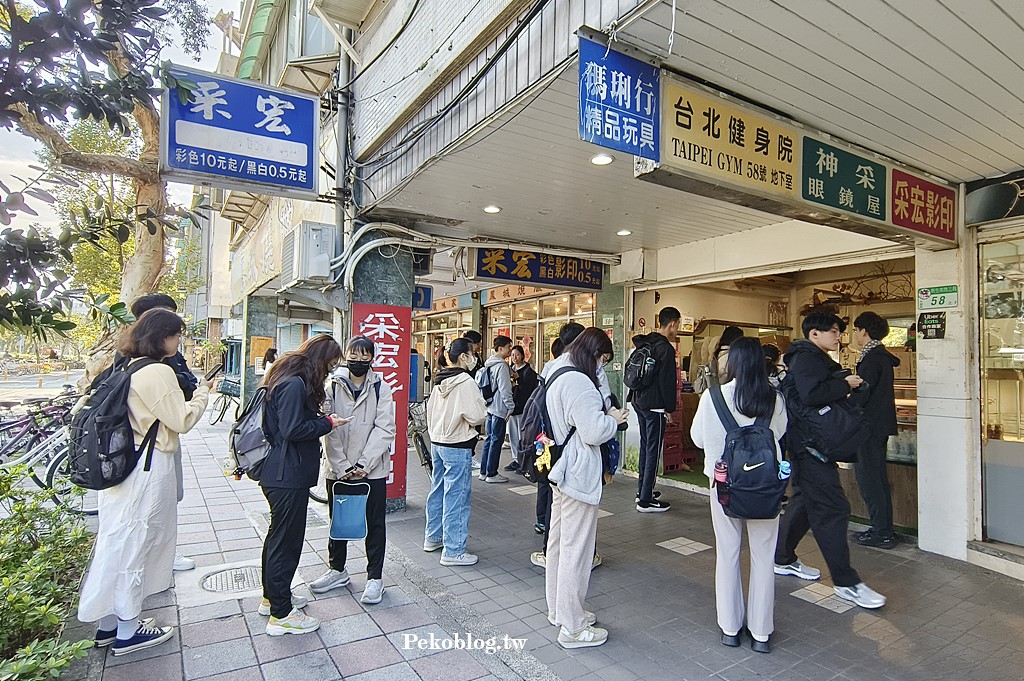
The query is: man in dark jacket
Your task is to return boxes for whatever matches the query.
[505,345,539,473]
[852,312,900,549]
[629,307,680,512]
[774,311,886,610]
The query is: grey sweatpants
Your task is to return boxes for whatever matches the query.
[545,486,599,635]
[709,495,779,642]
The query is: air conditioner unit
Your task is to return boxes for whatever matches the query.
[611,249,658,284]
[281,221,337,287]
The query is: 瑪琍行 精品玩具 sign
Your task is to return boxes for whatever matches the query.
[160,64,320,198]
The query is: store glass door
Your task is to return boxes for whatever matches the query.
[980,238,1024,547]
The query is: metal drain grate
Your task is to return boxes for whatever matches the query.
[201,566,262,593]
[260,508,328,528]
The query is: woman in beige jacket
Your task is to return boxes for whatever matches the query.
[423,338,488,566]
[78,309,211,657]
[311,336,396,605]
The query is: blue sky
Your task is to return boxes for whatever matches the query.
[0,6,237,233]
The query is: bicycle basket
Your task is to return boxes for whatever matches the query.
[218,378,241,397]
[409,401,428,432]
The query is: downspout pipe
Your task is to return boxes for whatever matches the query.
[236,0,276,80]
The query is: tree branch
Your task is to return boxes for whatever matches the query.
[11,104,160,183]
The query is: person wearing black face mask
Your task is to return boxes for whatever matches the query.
[312,336,396,605]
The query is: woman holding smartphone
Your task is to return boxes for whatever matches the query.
[258,334,346,636]
[311,336,396,605]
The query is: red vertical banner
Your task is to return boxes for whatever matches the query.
[352,303,412,500]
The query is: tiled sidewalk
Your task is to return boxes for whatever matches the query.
[63,418,1024,681]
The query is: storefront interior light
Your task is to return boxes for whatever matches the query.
[617,229,632,236]
[483,205,502,214]
[590,153,614,166]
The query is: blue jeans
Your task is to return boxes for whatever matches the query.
[425,445,473,557]
[480,414,507,477]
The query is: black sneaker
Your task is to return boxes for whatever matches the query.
[534,522,545,534]
[634,490,662,502]
[636,499,671,513]
[110,624,174,656]
[504,462,521,472]
[857,531,897,549]
[95,618,155,647]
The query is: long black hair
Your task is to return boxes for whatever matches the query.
[714,325,744,357]
[265,334,342,410]
[727,337,776,420]
[568,327,613,387]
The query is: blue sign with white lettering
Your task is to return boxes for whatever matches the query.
[578,36,660,162]
[160,65,319,196]
[472,248,603,292]
[413,285,433,311]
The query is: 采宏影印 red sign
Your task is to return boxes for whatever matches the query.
[890,169,956,243]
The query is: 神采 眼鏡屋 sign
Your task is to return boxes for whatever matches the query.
[802,138,887,222]
[470,248,604,292]
[578,32,660,162]
[160,64,319,197]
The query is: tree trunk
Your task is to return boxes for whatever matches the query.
[80,177,168,391]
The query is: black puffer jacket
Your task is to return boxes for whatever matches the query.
[627,332,678,413]
[782,340,853,453]
[261,376,333,489]
[856,345,900,438]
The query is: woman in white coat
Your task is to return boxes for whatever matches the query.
[545,328,628,649]
[690,336,787,654]
[78,309,211,656]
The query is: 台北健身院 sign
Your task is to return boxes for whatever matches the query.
[160,64,319,197]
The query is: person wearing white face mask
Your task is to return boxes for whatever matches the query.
[423,339,489,566]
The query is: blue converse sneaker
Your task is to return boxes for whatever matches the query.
[110,624,174,656]
[95,618,154,647]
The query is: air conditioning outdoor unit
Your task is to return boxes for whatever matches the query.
[281,221,337,287]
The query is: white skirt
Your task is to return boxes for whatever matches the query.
[78,447,178,623]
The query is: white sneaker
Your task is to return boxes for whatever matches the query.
[478,473,487,481]
[361,579,385,604]
[548,610,596,626]
[471,458,481,470]
[773,560,821,581]
[423,539,444,552]
[530,551,546,568]
[592,553,602,570]
[834,582,886,609]
[484,474,509,483]
[439,552,479,566]
[557,625,608,649]
[258,594,309,616]
[173,554,195,571]
[309,568,350,594]
[265,609,320,636]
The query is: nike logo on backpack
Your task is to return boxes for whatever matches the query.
[742,462,766,471]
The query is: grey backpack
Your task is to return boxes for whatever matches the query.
[230,386,271,481]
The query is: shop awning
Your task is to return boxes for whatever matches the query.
[278,54,338,96]
[221,190,270,232]
[310,0,373,30]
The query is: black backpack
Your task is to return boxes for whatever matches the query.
[69,358,161,491]
[518,366,583,484]
[476,364,496,406]
[623,344,657,392]
[707,382,787,520]
[778,371,869,463]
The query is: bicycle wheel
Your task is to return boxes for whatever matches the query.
[309,459,328,504]
[413,432,433,477]
[45,449,98,516]
[208,394,229,425]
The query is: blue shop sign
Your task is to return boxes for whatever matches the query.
[578,34,660,162]
[160,64,319,197]
[471,248,603,292]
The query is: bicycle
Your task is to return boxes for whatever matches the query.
[409,399,433,478]
[44,438,99,516]
[209,378,240,425]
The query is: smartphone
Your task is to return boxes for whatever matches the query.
[204,363,224,381]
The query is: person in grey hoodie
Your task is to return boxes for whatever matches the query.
[424,339,489,566]
[311,336,396,605]
[545,328,628,649]
[478,336,515,483]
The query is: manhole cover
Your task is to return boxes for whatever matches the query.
[261,508,328,528]
[201,566,262,593]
